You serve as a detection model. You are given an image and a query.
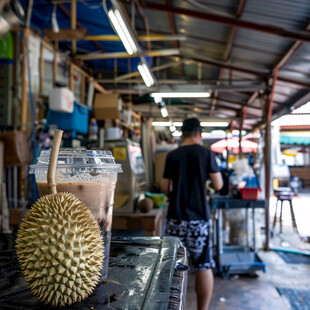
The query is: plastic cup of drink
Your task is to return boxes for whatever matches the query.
[29,149,122,281]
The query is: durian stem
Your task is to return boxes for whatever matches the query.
[47,129,63,195]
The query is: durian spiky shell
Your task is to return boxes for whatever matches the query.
[16,192,104,307]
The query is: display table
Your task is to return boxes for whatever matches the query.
[0,234,187,309]
[210,194,266,279]
[113,208,163,236]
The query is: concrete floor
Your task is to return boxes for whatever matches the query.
[186,190,310,310]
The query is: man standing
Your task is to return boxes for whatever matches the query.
[161,118,223,310]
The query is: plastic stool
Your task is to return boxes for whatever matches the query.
[272,192,298,234]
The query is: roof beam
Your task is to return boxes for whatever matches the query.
[84,34,187,42]
[185,56,310,88]
[113,60,186,81]
[75,49,180,60]
[275,22,310,70]
[141,2,310,42]
[166,0,185,76]
[211,0,247,115]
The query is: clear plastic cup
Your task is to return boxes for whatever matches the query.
[29,149,122,280]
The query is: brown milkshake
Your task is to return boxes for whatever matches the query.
[36,180,115,231]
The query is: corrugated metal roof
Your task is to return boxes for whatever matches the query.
[19,0,310,130]
[175,0,240,15]
[242,0,310,29]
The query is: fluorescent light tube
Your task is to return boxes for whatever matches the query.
[173,122,183,126]
[108,9,136,55]
[200,121,229,127]
[138,63,155,87]
[138,64,152,87]
[152,122,171,126]
[161,106,169,118]
[170,125,176,132]
[172,131,182,137]
[142,63,154,86]
[151,92,210,98]
[114,9,138,53]
[154,95,162,103]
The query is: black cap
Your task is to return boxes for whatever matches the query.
[181,118,202,133]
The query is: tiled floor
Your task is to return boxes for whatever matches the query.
[186,190,310,310]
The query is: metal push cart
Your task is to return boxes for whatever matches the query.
[210,195,266,279]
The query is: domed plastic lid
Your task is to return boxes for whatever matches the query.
[29,149,122,174]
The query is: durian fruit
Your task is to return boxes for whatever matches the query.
[16,192,104,307]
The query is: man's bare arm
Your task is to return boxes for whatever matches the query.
[209,172,223,191]
[161,178,171,196]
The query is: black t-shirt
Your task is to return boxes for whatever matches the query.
[163,144,219,221]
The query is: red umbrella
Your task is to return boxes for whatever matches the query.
[211,137,259,154]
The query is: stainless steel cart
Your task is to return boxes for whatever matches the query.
[210,195,266,279]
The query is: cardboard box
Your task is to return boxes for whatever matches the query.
[94,93,121,120]
[155,152,168,186]
[0,131,31,167]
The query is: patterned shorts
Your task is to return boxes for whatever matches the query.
[165,219,215,271]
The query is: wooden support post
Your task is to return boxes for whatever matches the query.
[81,74,85,104]
[53,51,58,83]
[69,63,74,92]
[21,30,28,131]
[39,43,44,95]
[114,58,117,86]
[71,0,77,55]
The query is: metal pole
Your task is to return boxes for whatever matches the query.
[245,208,249,248]
[218,209,223,255]
[264,67,278,251]
[252,207,256,252]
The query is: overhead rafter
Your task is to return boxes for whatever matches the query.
[57,4,105,52]
[275,22,310,71]
[166,0,185,76]
[140,2,310,42]
[210,0,247,116]
[248,22,310,133]
[113,60,186,81]
[185,56,310,88]
[134,26,280,57]
[84,34,187,42]
[75,49,180,60]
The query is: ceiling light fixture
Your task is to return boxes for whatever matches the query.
[161,106,169,118]
[153,95,162,103]
[170,125,176,132]
[108,1,138,55]
[158,101,169,118]
[173,122,183,126]
[138,62,155,87]
[200,121,229,127]
[152,122,171,126]
[151,92,210,98]
[172,131,182,137]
